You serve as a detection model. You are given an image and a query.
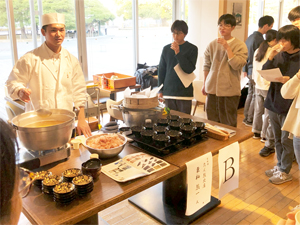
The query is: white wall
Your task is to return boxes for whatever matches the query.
[187,0,220,81]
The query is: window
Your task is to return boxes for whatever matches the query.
[85,0,134,79]
[138,0,173,66]
[281,0,299,26]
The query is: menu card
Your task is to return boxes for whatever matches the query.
[102,152,170,182]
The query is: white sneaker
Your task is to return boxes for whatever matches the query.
[269,171,292,185]
[265,166,279,177]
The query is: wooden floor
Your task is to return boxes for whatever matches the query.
[18,105,300,225]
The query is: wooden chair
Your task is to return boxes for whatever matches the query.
[192,80,206,116]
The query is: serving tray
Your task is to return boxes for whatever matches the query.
[129,129,208,158]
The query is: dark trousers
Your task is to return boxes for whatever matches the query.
[206,94,240,127]
[164,99,192,115]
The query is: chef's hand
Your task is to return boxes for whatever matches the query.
[18,88,31,102]
[171,41,180,55]
[77,107,92,137]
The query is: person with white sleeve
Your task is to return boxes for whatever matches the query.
[6,13,91,137]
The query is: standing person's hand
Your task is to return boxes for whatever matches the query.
[201,85,207,96]
[275,76,290,84]
[269,43,284,60]
[18,88,31,102]
[171,41,180,55]
[276,209,300,225]
[158,93,164,102]
[217,38,229,49]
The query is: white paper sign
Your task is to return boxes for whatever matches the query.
[218,142,240,199]
[256,68,283,82]
[185,152,212,216]
[174,64,196,88]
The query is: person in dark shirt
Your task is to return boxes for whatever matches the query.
[158,20,198,114]
[263,25,300,185]
[243,16,274,127]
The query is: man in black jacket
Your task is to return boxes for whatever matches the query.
[243,16,274,129]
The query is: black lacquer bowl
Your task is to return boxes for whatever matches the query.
[33,171,52,188]
[53,182,76,205]
[140,129,154,143]
[72,175,94,196]
[42,175,63,195]
[153,134,170,147]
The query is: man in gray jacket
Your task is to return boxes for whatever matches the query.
[202,14,248,127]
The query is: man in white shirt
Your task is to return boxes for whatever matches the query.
[6,13,91,137]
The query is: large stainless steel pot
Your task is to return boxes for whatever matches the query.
[11,109,75,151]
[117,105,163,127]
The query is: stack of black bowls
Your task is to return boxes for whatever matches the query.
[42,175,63,195]
[33,171,52,189]
[72,175,94,196]
[53,182,76,205]
[62,168,81,182]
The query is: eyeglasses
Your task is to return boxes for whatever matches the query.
[218,24,232,28]
[19,167,35,198]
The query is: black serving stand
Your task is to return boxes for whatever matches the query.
[129,171,221,225]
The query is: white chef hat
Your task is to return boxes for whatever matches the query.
[41,13,65,26]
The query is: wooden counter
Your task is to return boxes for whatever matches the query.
[22,110,253,225]
[21,144,180,225]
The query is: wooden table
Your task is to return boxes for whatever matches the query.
[22,110,253,225]
[129,110,253,224]
[21,144,180,225]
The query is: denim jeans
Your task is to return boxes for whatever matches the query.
[252,89,274,149]
[269,110,294,174]
[243,78,255,123]
[294,136,300,170]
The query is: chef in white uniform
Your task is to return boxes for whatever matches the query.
[6,13,92,137]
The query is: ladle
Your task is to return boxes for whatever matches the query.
[29,96,52,117]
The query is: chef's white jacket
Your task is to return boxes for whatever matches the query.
[6,42,86,112]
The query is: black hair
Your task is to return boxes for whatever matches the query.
[258,15,274,28]
[256,29,278,62]
[42,25,48,32]
[171,20,188,35]
[277,25,300,49]
[288,6,300,22]
[0,119,17,221]
[218,14,236,27]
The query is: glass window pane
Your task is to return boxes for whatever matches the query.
[248,0,260,35]
[138,0,173,66]
[13,0,35,57]
[0,2,13,120]
[85,0,133,79]
[281,0,299,26]
[264,0,280,29]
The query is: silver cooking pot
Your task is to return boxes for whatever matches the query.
[11,109,75,151]
[112,105,163,127]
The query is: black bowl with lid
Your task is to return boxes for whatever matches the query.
[179,117,193,125]
[130,125,143,138]
[140,129,154,143]
[143,122,154,130]
[156,118,169,126]
[191,121,205,133]
[153,134,170,147]
[169,121,182,131]
[180,125,196,138]
[153,125,169,134]
[165,130,182,142]
[167,114,180,121]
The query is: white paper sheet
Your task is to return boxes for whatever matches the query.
[185,152,212,216]
[218,142,240,199]
[256,68,283,82]
[174,64,196,88]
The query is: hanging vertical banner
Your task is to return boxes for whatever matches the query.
[185,152,213,216]
[218,142,240,199]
